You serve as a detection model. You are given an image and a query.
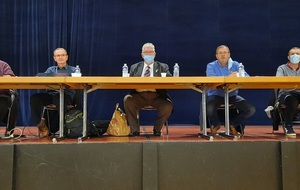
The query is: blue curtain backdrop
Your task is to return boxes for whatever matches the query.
[1,0,300,126]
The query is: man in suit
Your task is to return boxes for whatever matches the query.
[123,42,173,136]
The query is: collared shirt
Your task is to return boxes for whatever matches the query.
[141,62,154,77]
[45,64,76,98]
[206,59,249,97]
[276,62,300,97]
[136,62,156,92]
[45,65,76,75]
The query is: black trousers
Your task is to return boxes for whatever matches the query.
[0,92,19,131]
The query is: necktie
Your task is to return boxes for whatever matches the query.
[144,66,150,77]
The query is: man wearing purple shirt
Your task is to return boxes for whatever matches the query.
[206,45,256,136]
[0,60,19,134]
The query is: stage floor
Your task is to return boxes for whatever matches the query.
[1,125,300,144]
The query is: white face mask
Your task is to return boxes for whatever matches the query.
[227,57,233,69]
[290,54,300,64]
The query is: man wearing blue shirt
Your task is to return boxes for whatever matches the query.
[30,48,76,137]
[206,45,256,135]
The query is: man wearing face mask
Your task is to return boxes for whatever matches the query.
[123,42,173,136]
[205,45,256,136]
[276,47,300,136]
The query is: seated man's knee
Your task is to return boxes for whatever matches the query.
[249,105,256,116]
[206,104,216,117]
[164,101,173,113]
[124,95,133,105]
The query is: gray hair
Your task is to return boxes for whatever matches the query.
[142,43,155,52]
[53,48,67,55]
[216,45,230,53]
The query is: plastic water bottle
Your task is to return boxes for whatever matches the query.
[73,65,81,77]
[173,63,179,77]
[122,63,128,77]
[75,65,81,74]
[238,63,245,77]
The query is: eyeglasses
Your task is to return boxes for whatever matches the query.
[142,51,155,54]
[217,51,229,54]
[54,54,67,58]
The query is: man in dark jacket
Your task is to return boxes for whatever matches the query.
[123,43,173,136]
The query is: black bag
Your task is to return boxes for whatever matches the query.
[64,107,92,138]
[90,120,110,137]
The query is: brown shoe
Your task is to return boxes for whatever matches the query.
[37,118,49,137]
[229,125,240,136]
[211,125,220,135]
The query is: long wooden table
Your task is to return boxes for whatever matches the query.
[0,76,224,140]
[2,76,298,140]
[0,76,67,138]
[223,76,300,137]
[65,76,224,140]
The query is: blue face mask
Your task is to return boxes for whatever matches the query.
[143,55,155,63]
[290,54,300,64]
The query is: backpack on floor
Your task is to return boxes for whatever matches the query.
[64,107,92,138]
[90,120,110,137]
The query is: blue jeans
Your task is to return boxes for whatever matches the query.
[206,95,256,128]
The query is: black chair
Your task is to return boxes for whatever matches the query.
[210,104,245,135]
[200,102,244,135]
[268,89,300,134]
[272,101,300,134]
[38,90,83,137]
[138,106,169,136]
[1,89,19,137]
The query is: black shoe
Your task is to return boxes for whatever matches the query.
[153,130,161,136]
[284,126,296,136]
[129,131,140,136]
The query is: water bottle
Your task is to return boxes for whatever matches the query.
[238,63,245,77]
[73,65,81,77]
[122,63,128,77]
[173,63,179,77]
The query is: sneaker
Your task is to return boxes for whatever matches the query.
[229,125,240,136]
[284,126,296,136]
[210,125,220,136]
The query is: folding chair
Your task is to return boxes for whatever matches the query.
[37,90,83,137]
[1,89,19,137]
[138,106,169,136]
[206,104,244,136]
[273,101,300,134]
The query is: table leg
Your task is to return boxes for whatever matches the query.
[198,88,213,140]
[78,88,88,142]
[219,85,237,139]
[59,87,64,138]
[53,86,65,143]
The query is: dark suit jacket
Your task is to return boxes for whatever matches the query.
[128,61,172,101]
